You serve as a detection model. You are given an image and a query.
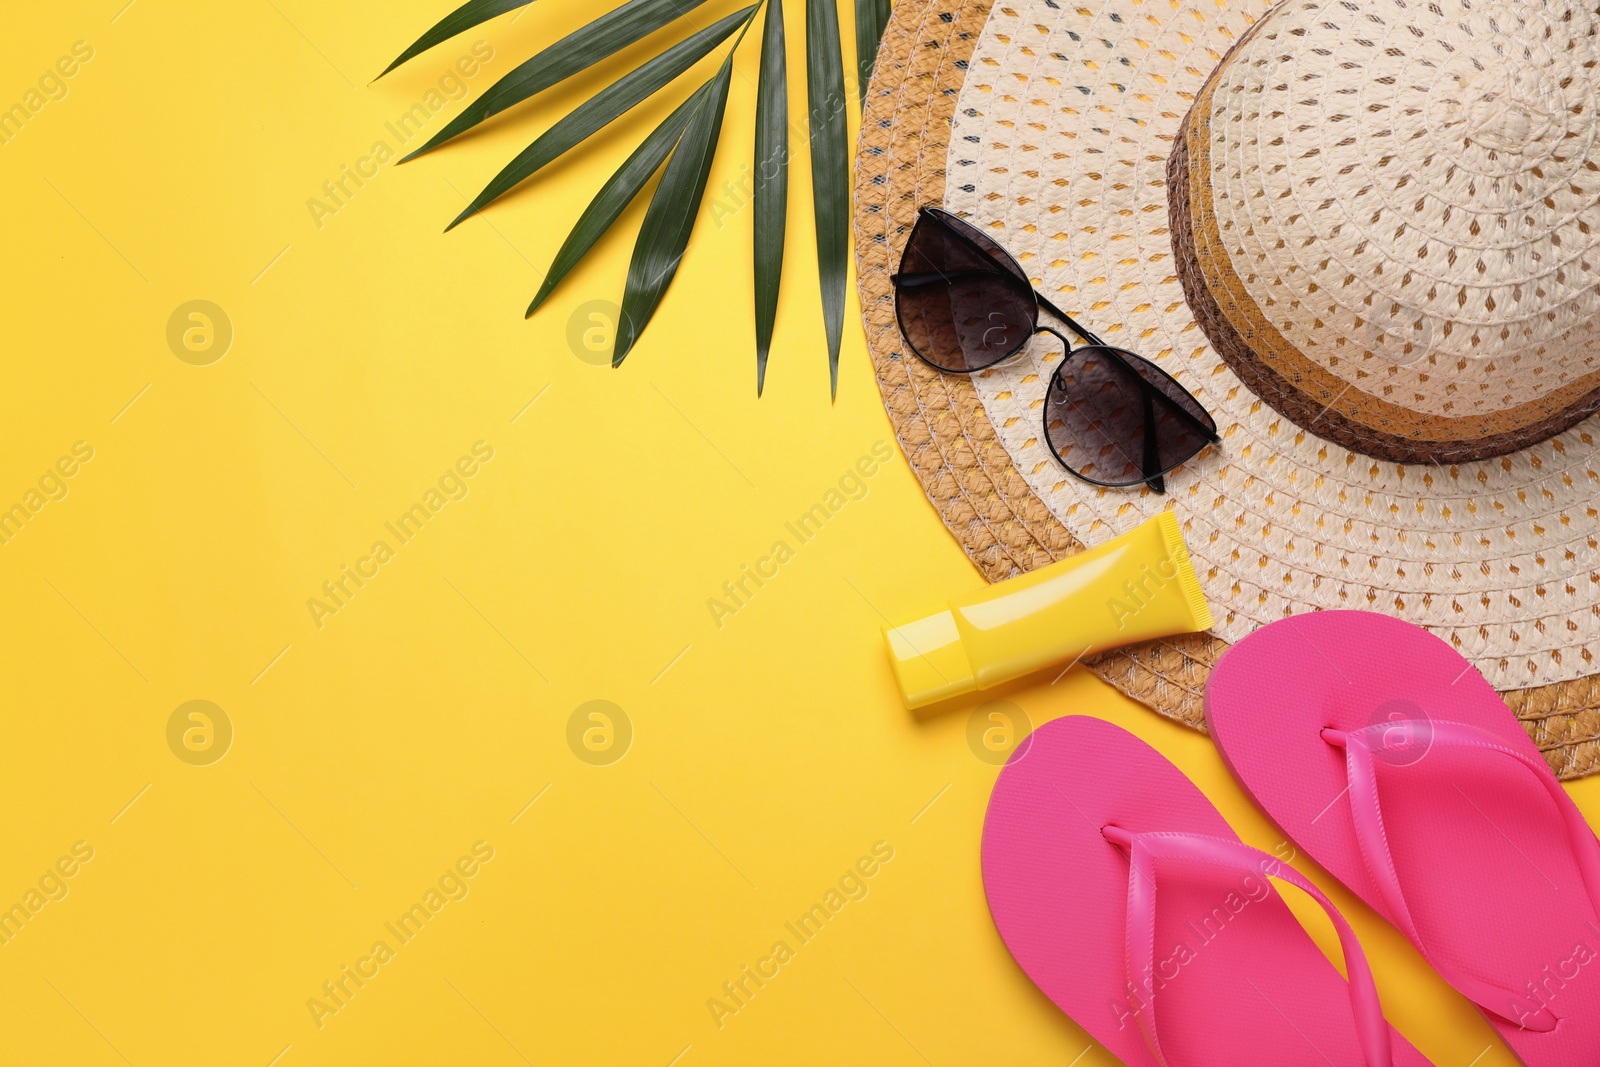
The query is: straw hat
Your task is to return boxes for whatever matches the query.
[854,0,1600,776]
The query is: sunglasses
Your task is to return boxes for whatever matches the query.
[891,207,1219,493]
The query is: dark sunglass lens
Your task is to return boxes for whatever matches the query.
[895,214,1036,372]
[1044,347,1214,486]
[923,209,1030,284]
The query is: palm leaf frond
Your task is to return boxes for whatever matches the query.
[448,5,755,230]
[615,61,735,365]
[853,0,890,105]
[378,0,533,78]
[805,0,849,397]
[393,0,878,392]
[752,0,789,395]
[400,0,717,162]
[528,85,710,314]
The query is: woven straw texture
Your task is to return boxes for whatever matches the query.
[853,0,1600,778]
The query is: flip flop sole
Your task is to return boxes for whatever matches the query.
[981,715,1432,1066]
[1207,610,1600,1066]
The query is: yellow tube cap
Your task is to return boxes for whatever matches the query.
[884,609,977,709]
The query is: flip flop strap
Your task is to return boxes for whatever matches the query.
[1105,826,1393,1067]
[1324,720,1600,1031]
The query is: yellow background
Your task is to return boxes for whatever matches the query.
[1,1,1591,1063]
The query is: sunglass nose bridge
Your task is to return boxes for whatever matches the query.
[1035,324,1077,356]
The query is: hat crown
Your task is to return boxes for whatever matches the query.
[1178,0,1600,460]
[1450,64,1559,155]
[1435,11,1575,138]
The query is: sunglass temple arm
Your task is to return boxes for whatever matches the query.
[1138,386,1168,495]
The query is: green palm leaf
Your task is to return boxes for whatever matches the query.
[400,0,715,162]
[853,0,890,105]
[805,0,849,397]
[448,5,754,231]
[377,0,532,79]
[614,62,734,366]
[393,0,888,393]
[527,86,710,315]
[753,0,788,395]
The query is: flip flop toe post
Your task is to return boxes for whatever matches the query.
[1207,610,1600,1067]
[981,715,1431,1066]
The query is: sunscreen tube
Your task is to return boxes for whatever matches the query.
[884,510,1213,708]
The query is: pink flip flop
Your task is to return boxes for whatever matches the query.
[981,715,1433,1066]
[1206,610,1600,1066]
